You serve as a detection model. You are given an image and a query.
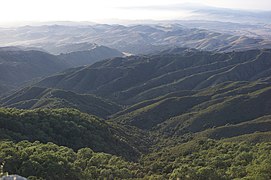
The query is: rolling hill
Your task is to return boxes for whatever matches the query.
[157,82,271,135]
[0,45,124,96]
[0,50,68,95]
[109,80,271,132]
[0,108,150,160]
[57,45,123,67]
[36,48,271,104]
[0,86,122,119]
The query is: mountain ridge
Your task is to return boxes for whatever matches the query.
[35,49,271,104]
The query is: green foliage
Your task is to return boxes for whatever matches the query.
[0,140,142,180]
[0,108,140,160]
[143,140,271,180]
[2,139,271,179]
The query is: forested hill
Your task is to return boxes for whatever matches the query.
[0,46,123,96]
[0,50,68,95]
[36,48,271,104]
[0,108,151,161]
[0,86,122,119]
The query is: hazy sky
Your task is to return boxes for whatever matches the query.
[1,0,271,24]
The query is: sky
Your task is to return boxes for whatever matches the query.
[0,0,271,24]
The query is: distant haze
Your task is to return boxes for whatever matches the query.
[0,0,271,25]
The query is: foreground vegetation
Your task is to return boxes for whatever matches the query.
[0,140,141,180]
[143,139,271,179]
[0,108,143,160]
[1,139,271,179]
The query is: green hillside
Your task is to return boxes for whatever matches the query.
[0,108,147,160]
[0,47,124,96]
[0,50,68,94]
[36,49,271,104]
[158,84,271,136]
[109,81,271,134]
[1,86,122,119]
[199,115,271,140]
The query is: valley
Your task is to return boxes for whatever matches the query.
[0,5,271,178]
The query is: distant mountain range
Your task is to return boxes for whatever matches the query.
[0,23,270,54]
